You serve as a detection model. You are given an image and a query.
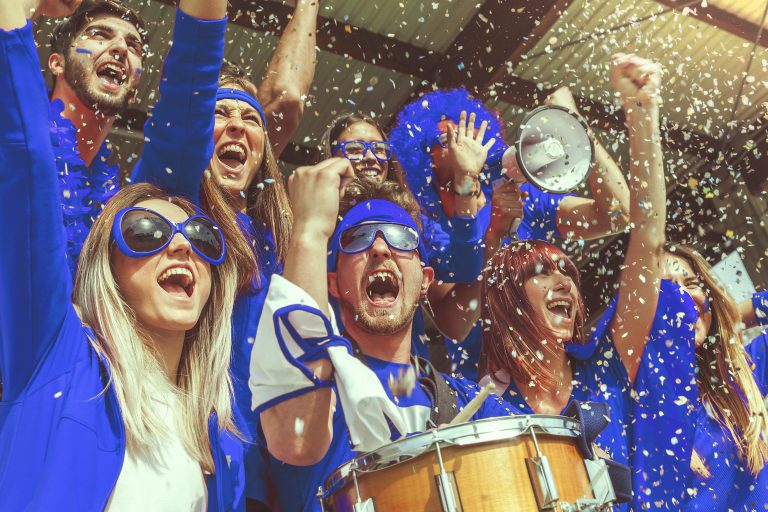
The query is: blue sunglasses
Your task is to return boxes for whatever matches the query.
[339,222,420,254]
[112,207,226,265]
[333,140,392,162]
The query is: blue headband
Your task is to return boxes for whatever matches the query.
[328,199,428,271]
[216,88,267,129]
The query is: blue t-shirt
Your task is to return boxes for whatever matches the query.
[682,327,768,511]
[262,356,520,511]
[491,305,631,468]
[444,184,568,381]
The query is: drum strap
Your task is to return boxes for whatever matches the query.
[563,400,610,460]
[564,400,632,504]
[413,356,459,427]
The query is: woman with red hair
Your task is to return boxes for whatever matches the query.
[480,53,698,510]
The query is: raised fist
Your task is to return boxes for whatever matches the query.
[288,158,355,240]
[610,53,662,108]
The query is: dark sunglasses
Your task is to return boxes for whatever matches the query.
[333,140,392,162]
[339,222,420,254]
[112,207,226,265]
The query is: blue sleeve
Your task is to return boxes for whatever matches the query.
[746,330,768,395]
[129,10,227,204]
[0,22,73,399]
[753,290,768,327]
[422,213,484,283]
[631,280,700,511]
[517,183,570,241]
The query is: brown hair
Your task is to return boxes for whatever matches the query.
[339,177,423,233]
[322,112,410,191]
[51,0,146,56]
[202,63,293,270]
[479,240,587,393]
[669,244,768,475]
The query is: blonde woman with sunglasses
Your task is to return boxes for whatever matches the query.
[0,1,255,509]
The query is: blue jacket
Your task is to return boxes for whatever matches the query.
[0,18,243,511]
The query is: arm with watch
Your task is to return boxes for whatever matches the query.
[425,111,519,341]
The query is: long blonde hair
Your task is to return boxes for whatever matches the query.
[74,183,255,472]
[671,244,768,475]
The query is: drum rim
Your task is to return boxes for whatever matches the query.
[323,414,581,497]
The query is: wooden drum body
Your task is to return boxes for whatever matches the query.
[320,416,618,512]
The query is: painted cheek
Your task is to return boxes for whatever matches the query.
[75,48,93,56]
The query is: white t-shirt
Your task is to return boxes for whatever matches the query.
[106,392,207,511]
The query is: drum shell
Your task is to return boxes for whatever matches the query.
[323,417,595,511]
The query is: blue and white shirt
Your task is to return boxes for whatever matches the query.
[261,356,520,511]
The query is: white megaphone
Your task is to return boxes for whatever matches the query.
[501,105,594,194]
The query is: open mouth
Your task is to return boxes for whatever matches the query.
[358,167,382,179]
[365,270,400,306]
[546,299,573,321]
[216,142,247,172]
[158,266,195,299]
[96,61,127,89]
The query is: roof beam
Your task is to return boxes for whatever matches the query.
[435,0,575,91]
[653,0,768,48]
[147,0,718,160]
[154,0,438,78]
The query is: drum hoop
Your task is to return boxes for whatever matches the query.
[323,414,581,497]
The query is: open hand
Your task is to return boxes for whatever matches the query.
[288,158,355,240]
[442,111,496,194]
[610,53,662,108]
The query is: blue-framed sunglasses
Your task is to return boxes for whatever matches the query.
[339,222,420,254]
[112,207,227,266]
[333,140,392,162]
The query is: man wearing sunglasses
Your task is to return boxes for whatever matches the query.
[252,158,520,511]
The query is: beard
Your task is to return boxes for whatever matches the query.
[340,295,419,335]
[337,265,421,335]
[63,52,132,116]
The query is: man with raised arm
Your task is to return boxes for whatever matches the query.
[250,158,522,511]
[47,0,319,273]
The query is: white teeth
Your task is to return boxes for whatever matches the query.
[99,62,126,83]
[158,267,194,286]
[218,144,246,157]
[368,271,392,282]
[547,300,572,317]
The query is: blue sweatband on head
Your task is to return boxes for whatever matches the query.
[216,87,267,128]
[328,199,427,271]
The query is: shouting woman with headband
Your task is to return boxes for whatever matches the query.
[0,1,256,509]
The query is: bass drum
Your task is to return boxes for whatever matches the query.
[320,415,618,512]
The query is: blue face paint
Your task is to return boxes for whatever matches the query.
[75,48,93,55]
[701,296,711,314]
[135,68,142,76]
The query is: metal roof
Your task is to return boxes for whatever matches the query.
[29,0,768,290]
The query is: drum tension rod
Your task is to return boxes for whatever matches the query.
[432,431,461,512]
[526,425,560,510]
[349,460,376,512]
